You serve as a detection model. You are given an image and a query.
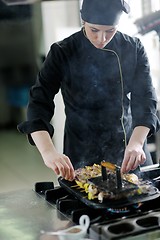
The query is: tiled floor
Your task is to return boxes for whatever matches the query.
[0,129,58,193]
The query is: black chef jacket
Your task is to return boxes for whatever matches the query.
[18,29,160,169]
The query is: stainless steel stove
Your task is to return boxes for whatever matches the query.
[1,164,160,240]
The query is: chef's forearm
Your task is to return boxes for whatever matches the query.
[31,131,57,156]
[31,130,75,180]
[128,126,150,146]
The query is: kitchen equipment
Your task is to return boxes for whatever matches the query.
[37,164,160,239]
[58,177,160,209]
[1,163,160,240]
[41,214,90,240]
[101,161,122,189]
[58,162,160,209]
[100,211,160,239]
[33,170,160,240]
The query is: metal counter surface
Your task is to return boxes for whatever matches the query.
[0,189,73,240]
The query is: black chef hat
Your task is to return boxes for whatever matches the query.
[81,0,130,26]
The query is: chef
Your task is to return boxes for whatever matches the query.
[18,0,160,180]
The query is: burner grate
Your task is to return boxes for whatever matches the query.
[33,165,160,239]
[34,182,149,225]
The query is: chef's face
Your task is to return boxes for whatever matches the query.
[84,22,118,49]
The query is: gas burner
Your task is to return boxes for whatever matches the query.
[106,203,143,215]
[107,207,131,214]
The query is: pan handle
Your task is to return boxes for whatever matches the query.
[101,161,116,171]
[140,163,160,172]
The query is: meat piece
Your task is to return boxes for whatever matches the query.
[122,173,139,185]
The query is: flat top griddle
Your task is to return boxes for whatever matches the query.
[58,177,160,209]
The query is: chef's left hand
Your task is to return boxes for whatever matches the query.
[121,143,146,173]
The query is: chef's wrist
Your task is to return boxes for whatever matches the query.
[127,140,143,148]
[128,126,149,147]
[40,145,58,159]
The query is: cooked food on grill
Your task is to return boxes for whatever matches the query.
[75,164,101,182]
[74,163,152,203]
[75,164,139,184]
[123,173,139,185]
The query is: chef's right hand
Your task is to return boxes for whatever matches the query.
[30,131,75,181]
[42,150,75,181]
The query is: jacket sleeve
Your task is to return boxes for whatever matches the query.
[17,43,64,145]
[131,38,160,135]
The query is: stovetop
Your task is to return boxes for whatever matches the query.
[33,165,160,240]
[33,177,160,240]
[1,165,160,240]
[34,180,160,221]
